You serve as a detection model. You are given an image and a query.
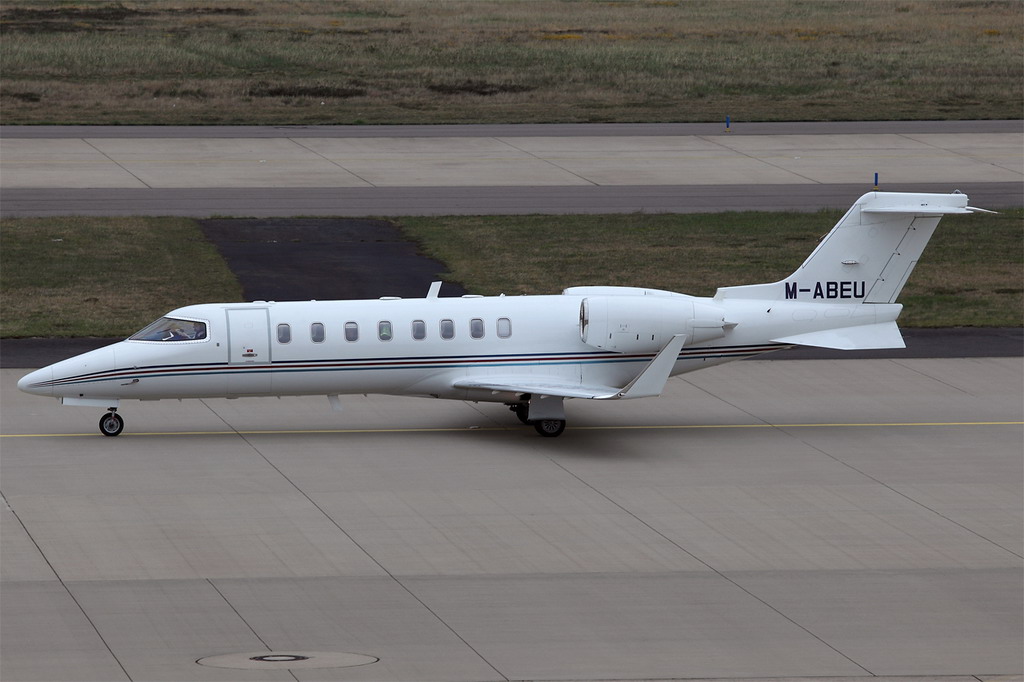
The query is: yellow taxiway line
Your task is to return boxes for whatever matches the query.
[2,421,1021,438]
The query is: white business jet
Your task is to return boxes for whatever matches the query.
[19,191,990,437]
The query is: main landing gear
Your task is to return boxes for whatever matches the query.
[508,402,567,438]
[532,419,566,438]
[99,408,124,437]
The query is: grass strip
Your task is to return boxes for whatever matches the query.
[0,216,243,337]
[1,0,1020,125]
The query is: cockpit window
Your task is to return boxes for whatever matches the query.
[130,317,207,342]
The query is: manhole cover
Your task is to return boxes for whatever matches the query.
[251,654,309,663]
[197,651,378,670]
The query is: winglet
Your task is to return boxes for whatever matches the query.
[613,334,687,400]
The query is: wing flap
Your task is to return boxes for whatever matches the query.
[451,376,621,400]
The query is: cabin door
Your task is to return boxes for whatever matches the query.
[226,308,271,394]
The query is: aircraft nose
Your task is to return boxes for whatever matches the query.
[17,366,53,396]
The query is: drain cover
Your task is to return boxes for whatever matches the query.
[197,651,378,670]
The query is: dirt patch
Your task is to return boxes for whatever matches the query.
[1,4,148,22]
[0,4,250,33]
[197,217,466,302]
[162,7,253,16]
[427,80,535,96]
[0,3,149,32]
[246,83,367,99]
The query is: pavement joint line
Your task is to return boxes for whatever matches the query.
[534,433,876,674]
[288,136,376,187]
[902,131,1019,176]
[496,136,600,187]
[212,405,511,680]
[776,420,1024,562]
[697,134,822,185]
[83,138,151,190]
[3,421,1021,438]
[0,490,134,681]
[890,358,977,395]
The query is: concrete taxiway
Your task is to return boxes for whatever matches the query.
[1,120,1021,216]
[1,120,1022,681]
[2,356,1021,682]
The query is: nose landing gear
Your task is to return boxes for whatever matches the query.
[99,409,124,437]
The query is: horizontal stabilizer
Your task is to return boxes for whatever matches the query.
[861,205,990,215]
[771,322,906,350]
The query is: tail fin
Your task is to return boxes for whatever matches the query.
[715,191,991,304]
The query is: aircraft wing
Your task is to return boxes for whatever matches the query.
[452,334,688,401]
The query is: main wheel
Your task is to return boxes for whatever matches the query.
[99,412,124,437]
[533,419,566,437]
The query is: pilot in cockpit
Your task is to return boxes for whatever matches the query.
[168,325,190,340]
[168,322,206,340]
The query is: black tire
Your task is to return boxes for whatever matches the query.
[533,419,566,437]
[99,412,124,437]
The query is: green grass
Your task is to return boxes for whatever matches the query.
[1,0,1021,125]
[0,217,243,337]
[1,210,1019,337]
[397,209,1024,327]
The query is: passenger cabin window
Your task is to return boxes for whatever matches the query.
[470,318,484,339]
[412,320,426,340]
[311,322,325,343]
[344,321,358,342]
[378,321,393,341]
[130,317,207,342]
[440,319,455,340]
[497,317,512,338]
[277,323,291,344]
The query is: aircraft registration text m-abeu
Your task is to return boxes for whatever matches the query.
[19,191,992,437]
[785,281,867,300]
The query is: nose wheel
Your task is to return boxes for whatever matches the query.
[99,410,124,437]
